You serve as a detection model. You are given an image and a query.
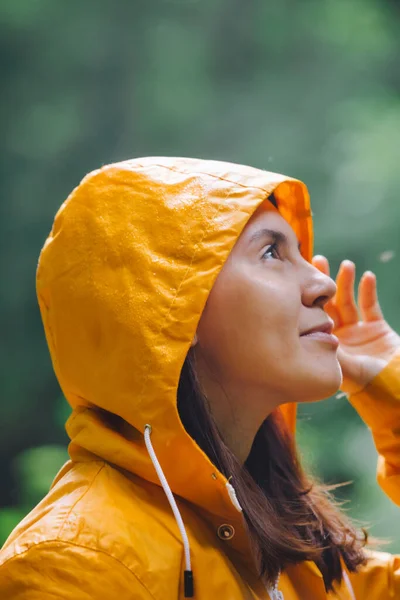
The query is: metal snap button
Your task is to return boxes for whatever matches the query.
[217,524,235,540]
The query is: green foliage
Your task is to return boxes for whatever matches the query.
[1,0,399,550]
[0,445,69,545]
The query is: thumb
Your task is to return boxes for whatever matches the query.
[337,346,386,395]
[337,347,364,395]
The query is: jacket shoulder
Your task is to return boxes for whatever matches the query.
[0,538,155,599]
[1,461,182,597]
[348,549,400,599]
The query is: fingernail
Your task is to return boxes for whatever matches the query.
[342,260,354,268]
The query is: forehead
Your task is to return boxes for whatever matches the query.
[243,202,299,244]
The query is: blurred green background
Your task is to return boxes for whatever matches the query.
[1,0,400,551]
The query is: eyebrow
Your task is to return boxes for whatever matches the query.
[248,228,302,252]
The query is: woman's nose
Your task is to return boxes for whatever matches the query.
[302,264,337,308]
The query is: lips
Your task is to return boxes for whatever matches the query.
[300,320,334,336]
[299,319,339,348]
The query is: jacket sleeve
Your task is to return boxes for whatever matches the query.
[349,350,400,505]
[0,540,155,599]
[346,350,400,598]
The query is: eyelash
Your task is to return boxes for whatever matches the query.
[261,243,280,260]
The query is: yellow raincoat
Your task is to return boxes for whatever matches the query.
[1,157,399,599]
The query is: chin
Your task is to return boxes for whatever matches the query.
[297,358,343,403]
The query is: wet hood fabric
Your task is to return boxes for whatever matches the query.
[36,156,313,520]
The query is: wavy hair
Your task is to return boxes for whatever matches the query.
[177,351,368,592]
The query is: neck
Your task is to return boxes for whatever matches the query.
[193,352,284,464]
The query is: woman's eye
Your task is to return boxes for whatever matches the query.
[261,243,280,260]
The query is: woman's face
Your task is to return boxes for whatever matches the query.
[194,201,342,412]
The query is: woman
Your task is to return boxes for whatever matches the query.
[1,156,399,599]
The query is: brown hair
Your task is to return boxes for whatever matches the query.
[177,351,368,592]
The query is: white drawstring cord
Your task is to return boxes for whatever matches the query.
[226,481,243,512]
[268,571,283,600]
[342,570,356,600]
[144,424,285,599]
[144,424,194,598]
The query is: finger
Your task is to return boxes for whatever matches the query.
[358,271,384,322]
[324,301,341,329]
[335,260,359,325]
[312,255,330,277]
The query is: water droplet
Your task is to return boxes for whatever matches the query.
[379,250,395,263]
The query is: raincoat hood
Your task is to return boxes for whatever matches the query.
[36,156,313,524]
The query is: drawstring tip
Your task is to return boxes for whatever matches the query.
[184,570,194,598]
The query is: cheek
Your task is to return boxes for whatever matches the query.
[197,272,300,372]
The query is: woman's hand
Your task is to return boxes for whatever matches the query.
[312,256,400,395]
